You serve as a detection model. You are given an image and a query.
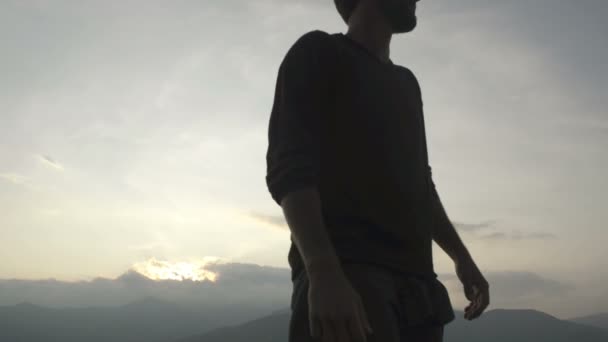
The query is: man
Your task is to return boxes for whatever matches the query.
[265,0,490,341]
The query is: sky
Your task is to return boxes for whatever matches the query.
[0,0,607,319]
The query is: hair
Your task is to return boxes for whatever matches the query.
[334,0,360,24]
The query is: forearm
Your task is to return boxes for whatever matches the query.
[429,184,472,264]
[280,187,343,280]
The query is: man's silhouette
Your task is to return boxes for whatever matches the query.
[265,0,490,341]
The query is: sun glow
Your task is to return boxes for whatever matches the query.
[131,257,222,282]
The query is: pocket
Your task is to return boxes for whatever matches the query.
[290,270,308,311]
[398,277,434,327]
[429,278,456,325]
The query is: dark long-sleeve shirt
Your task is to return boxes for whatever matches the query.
[266,30,440,281]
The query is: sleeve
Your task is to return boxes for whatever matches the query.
[265,30,336,206]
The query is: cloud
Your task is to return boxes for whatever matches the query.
[0,260,590,320]
[247,212,287,230]
[454,220,557,240]
[36,154,64,171]
[0,173,28,185]
[251,215,558,241]
[130,257,222,282]
[481,231,557,241]
[0,259,291,309]
[454,220,497,232]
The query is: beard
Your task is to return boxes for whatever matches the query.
[377,0,418,33]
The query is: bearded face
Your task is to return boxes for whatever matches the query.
[377,0,419,33]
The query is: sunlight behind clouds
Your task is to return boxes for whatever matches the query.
[131,257,225,282]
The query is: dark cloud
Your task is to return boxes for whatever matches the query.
[0,262,291,309]
[0,263,574,319]
[205,262,289,286]
[454,220,497,232]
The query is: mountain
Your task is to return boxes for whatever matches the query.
[179,308,608,342]
[4,298,607,342]
[0,297,270,342]
[178,309,290,342]
[446,309,608,342]
[569,312,608,331]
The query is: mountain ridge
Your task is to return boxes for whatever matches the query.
[179,307,608,342]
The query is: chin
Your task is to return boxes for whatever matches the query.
[392,17,417,34]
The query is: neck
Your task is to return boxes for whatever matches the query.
[346,2,393,63]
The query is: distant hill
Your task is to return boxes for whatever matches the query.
[0,297,272,342]
[446,309,608,342]
[570,312,608,331]
[178,308,291,342]
[3,298,607,342]
[179,308,608,342]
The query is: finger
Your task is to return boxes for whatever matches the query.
[332,318,351,342]
[350,307,368,342]
[465,304,476,320]
[469,300,481,319]
[465,290,480,320]
[469,290,486,319]
[321,319,336,342]
[357,299,373,335]
[310,314,322,338]
[464,303,473,316]
[346,315,367,342]
[469,306,483,319]
[478,288,490,314]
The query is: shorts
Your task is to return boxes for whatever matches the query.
[288,262,455,342]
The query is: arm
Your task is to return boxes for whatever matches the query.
[266,31,373,340]
[428,167,472,264]
[407,70,474,264]
[265,31,342,278]
[428,167,490,320]
[280,188,342,278]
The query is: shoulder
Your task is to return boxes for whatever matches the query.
[394,65,420,84]
[284,30,338,62]
[292,30,335,50]
[394,65,422,93]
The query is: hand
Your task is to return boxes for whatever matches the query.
[455,256,490,320]
[308,270,373,342]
